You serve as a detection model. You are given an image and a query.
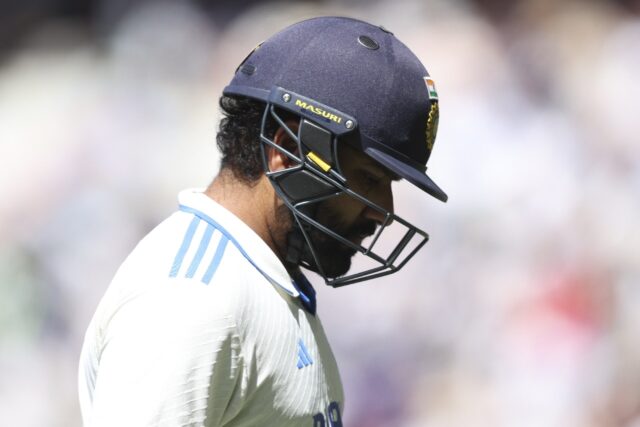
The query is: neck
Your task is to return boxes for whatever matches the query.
[205,168,283,260]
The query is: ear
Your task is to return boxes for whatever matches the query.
[267,120,300,172]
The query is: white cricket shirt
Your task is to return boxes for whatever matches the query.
[78,189,344,426]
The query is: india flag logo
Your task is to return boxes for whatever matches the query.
[424,77,438,100]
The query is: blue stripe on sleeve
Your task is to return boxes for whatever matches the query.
[202,235,229,284]
[185,224,214,279]
[178,205,297,296]
[169,215,200,278]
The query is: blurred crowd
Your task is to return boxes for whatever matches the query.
[0,0,638,426]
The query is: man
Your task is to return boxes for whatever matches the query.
[78,16,447,426]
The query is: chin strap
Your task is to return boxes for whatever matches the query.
[284,203,321,273]
[285,226,306,266]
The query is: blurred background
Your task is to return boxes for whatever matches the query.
[1,0,639,426]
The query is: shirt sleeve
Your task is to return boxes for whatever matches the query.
[86,280,244,427]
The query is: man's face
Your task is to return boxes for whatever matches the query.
[293,143,397,278]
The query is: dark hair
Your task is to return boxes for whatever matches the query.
[216,95,267,184]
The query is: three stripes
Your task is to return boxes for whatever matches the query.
[169,215,229,284]
[172,213,315,371]
[297,339,313,369]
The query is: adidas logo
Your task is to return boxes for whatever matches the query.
[296,339,313,369]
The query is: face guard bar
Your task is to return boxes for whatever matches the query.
[260,88,429,287]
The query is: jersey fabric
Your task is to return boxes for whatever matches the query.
[78,189,344,426]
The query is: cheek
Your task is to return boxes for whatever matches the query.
[318,195,364,228]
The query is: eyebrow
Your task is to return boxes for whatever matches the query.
[375,161,401,181]
[362,162,401,181]
[387,170,402,181]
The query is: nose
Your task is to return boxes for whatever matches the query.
[362,185,394,225]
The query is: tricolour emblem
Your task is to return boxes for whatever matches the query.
[424,77,438,101]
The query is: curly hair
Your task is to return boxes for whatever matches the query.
[216,95,267,184]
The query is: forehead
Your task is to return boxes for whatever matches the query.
[337,143,401,180]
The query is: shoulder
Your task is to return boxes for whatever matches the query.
[95,205,295,347]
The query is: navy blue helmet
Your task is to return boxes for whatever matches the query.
[224,17,447,286]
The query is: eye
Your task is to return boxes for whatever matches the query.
[361,171,382,189]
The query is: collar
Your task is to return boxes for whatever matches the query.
[177,189,300,297]
[291,271,317,315]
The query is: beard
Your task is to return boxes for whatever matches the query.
[278,202,378,279]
